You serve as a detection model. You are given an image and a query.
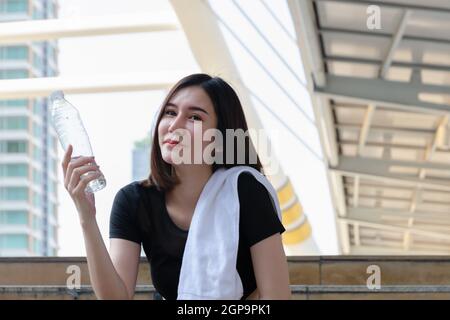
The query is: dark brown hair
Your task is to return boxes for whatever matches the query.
[141,73,263,191]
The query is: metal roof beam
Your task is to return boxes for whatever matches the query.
[315,75,450,114]
[314,0,450,15]
[357,104,376,155]
[380,10,411,78]
[324,56,450,73]
[409,116,448,213]
[347,207,450,224]
[330,155,450,191]
[336,123,435,137]
[319,27,450,46]
[340,216,450,241]
[343,181,450,194]
[339,140,431,151]
[350,245,450,255]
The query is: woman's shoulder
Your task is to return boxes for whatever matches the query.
[117,180,162,204]
[237,171,267,196]
[237,171,258,184]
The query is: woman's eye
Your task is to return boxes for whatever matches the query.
[165,110,176,116]
[190,115,202,121]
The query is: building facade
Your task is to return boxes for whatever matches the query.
[0,0,59,256]
[132,135,151,182]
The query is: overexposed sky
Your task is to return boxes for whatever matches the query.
[56,0,339,256]
[56,0,199,256]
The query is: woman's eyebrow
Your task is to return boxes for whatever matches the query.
[166,102,209,115]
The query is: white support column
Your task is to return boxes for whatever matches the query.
[170,0,319,255]
[288,0,347,253]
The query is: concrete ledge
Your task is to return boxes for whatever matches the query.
[2,256,450,288]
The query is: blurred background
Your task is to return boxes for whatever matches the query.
[0,0,449,259]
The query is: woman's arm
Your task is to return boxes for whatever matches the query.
[250,233,292,300]
[62,145,140,299]
[81,218,140,299]
[237,173,291,299]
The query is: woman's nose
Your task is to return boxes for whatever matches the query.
[168,115,184,132]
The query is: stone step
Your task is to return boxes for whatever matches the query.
[2,285,450,300]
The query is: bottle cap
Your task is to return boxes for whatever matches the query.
[50,90,64,102]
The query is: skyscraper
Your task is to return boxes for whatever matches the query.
[132,135,151,182]
[0,0,59,256]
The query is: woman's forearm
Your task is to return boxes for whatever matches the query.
[80,218,130,299]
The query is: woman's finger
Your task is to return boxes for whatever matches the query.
[61,144,73,178]
[64,156,95,190]
[67,164,100,192]
[71,171,103,197]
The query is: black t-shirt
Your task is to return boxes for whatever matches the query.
[109,172,286,300]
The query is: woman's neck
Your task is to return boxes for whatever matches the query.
[167,164,213,211]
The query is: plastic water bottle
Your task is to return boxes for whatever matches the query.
[49,91,106,193]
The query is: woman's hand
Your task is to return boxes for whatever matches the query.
[62,144,104,225]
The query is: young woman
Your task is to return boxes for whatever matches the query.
[62,73,291,300]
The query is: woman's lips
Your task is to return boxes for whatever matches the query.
[164,139,180,146]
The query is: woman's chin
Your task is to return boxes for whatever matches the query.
[161,154,175,165]
[161,153,185,166]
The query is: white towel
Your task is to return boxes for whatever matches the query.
[177,166,282,300]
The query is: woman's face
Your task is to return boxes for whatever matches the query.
[158,86,218,166]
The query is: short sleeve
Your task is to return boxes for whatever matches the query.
[109,184,142,245]
[238,173,286,248]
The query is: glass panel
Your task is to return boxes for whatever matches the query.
[33,193,42,207]
[0,141,28,153]
[6,0,28,13]
[0,187,28,201]
[33,99,44,116]
[0,163,28,177]
[32,215,42,231]
[0,69,28,79]
[33,121,43,137]
[32,5,43,19]
[33,238,42,253]
[0,116,28,130]
[48,226,54,241]
[33,145,42,161]
[33,169,43,184]
[0,46,29,60]
[32,52,44,70]
[0,99,28,108]
[0,234,28,249]
[0,210,28,225]
[47,1,54,18]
